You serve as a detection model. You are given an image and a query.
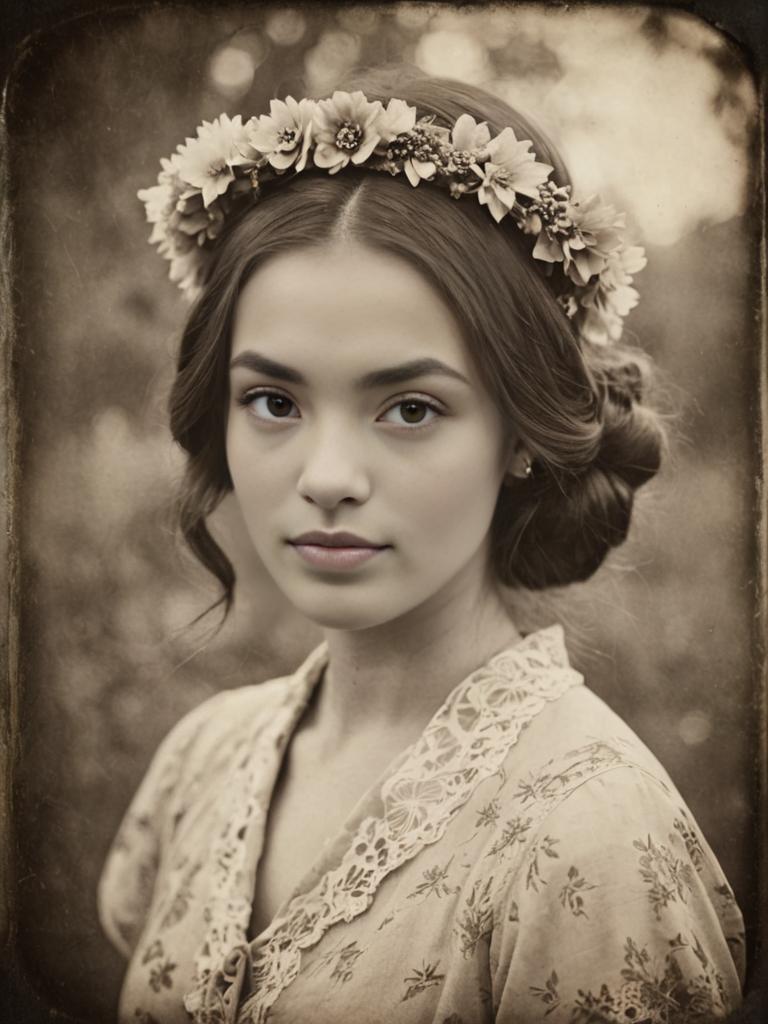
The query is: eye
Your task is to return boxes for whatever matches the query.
[238,388,300,421]
[378,396,444,429]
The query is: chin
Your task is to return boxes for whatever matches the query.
[292,600,399,632]
[281,583,421,633]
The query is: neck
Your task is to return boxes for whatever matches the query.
[309,569,521,753]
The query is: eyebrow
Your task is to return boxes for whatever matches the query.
[228,351,471,389]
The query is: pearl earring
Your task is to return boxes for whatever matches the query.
[505,454,534,483]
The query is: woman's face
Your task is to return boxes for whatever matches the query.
[226,242,514,631]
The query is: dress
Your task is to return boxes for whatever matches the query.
[98,626,745,1023]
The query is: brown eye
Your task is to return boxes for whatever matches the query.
[379,396,443,429]
[239,390,299,421]
[401,401,427,424]
[266,395,293,417]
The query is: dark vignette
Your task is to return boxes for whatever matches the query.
[1,0,765,1021]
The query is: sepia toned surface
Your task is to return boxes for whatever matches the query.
[5,4,761,1019]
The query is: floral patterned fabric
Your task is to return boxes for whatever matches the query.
[98,626,745,1023]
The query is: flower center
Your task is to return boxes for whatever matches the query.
[387,126,441,164]
[530,183,572,233]
[335,121,363,151]
[276,126,297,147]
[444,148,479,180]
[490,166,514,187]
[207,160,228,178]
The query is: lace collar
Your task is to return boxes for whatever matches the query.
[184,624,582,1023]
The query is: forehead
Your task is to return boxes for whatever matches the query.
[230,243,473,376]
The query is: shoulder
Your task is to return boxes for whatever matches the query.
[145,636,329,781]
[493,680,732,892]
[505,675,680,803]
[97,645,325,957]
[114,673,300,817]
[159,673,301,765]
[116,663,312,832]
[120,638,327,829]
[481,697,746,1020]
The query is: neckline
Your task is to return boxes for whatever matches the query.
[297,626,548,710]
[184,623,581,1021]
[251,625,572,940]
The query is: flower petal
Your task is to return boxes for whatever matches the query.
[313,143,347,171]
[375,98,417,143]
[351,134,380,165]
[478,190,509,224]
[413,159,436,180]
[533,234,564,263]
[404,161,422,187]
[452,113,490,151]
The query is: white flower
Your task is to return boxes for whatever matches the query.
[138,156,190,237]
[579,301,625,346]
[451,113,491,154]
[476,127,553,223]
[439,114,492,195]
[595,245,646,323]
[168,249,203,300]
[574,245,646,345]
[138,157,194,252]
[374,98,417,148]
[243,96,316,172]
[531,193,625,287]
[565,195,626,285]
[606,283,641,318]
[383,121,449,187]
[312,90,384,174]
[138,158,179,221]
[600,245,647,290]
[136,90,646,339]
[174,114,251,207]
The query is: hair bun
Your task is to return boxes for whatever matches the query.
[602,359,644,408]
[592,347,664,489]
[594,389,663,491]
[498,346,666,590]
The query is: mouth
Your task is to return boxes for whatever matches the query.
[287,532,390,571]
[288,530,387,549]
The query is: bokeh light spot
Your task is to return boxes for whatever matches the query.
[678,710,713,746]
[208,43,262,100]
[415,29,490,84]
[265,9,307,47]
[304,30,362,92]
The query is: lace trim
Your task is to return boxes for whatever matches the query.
[187,660,324,994]
[183,626,581,1023]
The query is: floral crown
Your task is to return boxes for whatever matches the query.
[139,89,646,346]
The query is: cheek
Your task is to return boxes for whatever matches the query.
[225,425,250,497]
[393,429,504,547]
[225,424,286,513]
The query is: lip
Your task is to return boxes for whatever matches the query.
[288,531,389,571]
[289,530,386,548]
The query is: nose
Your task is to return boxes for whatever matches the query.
[296,420,372,509]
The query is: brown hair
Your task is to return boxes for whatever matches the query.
[168,65,665,616]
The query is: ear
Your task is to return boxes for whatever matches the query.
[503,438,534,482]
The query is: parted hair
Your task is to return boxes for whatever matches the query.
[168,65,666,615]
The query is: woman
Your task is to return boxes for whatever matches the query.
[98,67,745,1023]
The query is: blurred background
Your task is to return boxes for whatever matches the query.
[7,3,761,1019]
